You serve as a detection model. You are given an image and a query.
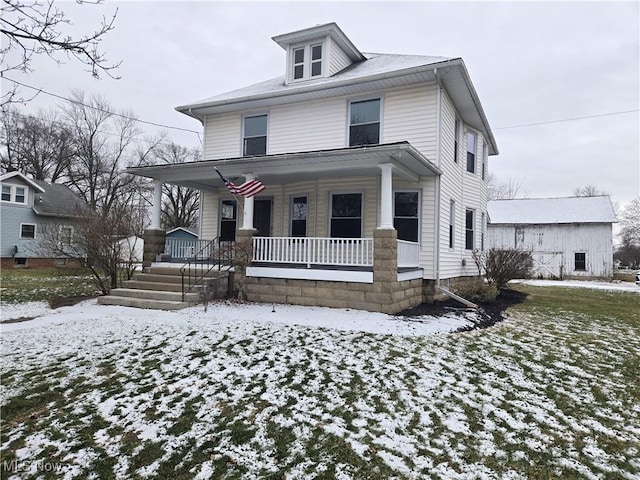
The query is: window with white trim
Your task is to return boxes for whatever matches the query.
[310,44,322,77]
[330,193,362,238]
[349,98,380,147]
[290,43,323,81]
[243,115,267,156]
[20,223,36,239]
[394,191,419,242]
[449,200,455,249]
[465,209,474,250]
[291,196,307,237]
[467,132,476,173]
[454,117,460,163]
[220,200,237,242]
[293,47,305,80]
[1,184,28,204]
[482,142,488,180]
[481,212,486,251]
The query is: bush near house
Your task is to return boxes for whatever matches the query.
[474,248,534,290]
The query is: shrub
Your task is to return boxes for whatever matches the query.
[474,248,534,290]
[451,279,498,304]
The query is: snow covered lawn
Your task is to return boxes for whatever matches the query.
[1,286,639,479]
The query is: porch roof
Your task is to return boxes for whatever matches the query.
[128,142,441,191]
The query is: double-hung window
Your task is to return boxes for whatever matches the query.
[349,99,380,147]
[20,223,36,239]
[243,115,267,156]
[330,193,362,238]
[293,47,305,80]
[454,117,460,163]
[482,142,488,180]
[394,192,419,242]
[449,200,456,249]
[310,44,322,77]
[467,131,476,173]
[1,185,27,204]
[220,200,237,242]
[291,196,307,237]
[465,209,475,250]
[291,44,322,80]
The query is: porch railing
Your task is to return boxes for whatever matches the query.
[253,237,374,267]
[180,237,234,302]
[397,240,420,268]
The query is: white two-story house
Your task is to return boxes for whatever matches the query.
[130,23,498,313]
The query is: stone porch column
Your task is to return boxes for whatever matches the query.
[234,228,257,300]
[378,163,394,229]
[143,228,165,268]
[372,228,399,314]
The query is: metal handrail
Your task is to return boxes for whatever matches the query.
[180,238,234,302]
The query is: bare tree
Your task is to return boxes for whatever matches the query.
[144,141,200,229]
[620,197,640,247]
[62,90,145,218]
[487,173,528,201]
[573,185,609,197]
[1,0,119,105]
[0,107,74,181]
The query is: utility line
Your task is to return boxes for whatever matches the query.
[3,77,202,140]
[494,109,639,130]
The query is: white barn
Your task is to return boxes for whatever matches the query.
[487,196,617,279]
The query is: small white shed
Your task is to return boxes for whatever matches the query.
[487,196,617,279]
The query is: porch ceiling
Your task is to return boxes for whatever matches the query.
[128,142,441,191]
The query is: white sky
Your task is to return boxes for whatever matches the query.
[2,0,639,206]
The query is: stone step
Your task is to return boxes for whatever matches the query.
[135,273,184,284]
[122,280,185,292]
[97,295,190,311]
[109,288,200,303]
[146,266,230,277]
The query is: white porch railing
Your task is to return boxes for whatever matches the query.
[397,240,420,268]
[253,237,374,267]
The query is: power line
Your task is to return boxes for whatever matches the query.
[494,109,639,130]
[3,77,202,141]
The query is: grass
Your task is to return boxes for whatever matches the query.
[0,284,639,478]
[0,268,102,305]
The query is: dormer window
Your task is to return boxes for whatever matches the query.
[293,47,305,80]
[290,43,324,81]
[1,184,27,204]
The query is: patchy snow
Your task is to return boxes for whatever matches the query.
[1,298,478,336]
[513,279,640,293]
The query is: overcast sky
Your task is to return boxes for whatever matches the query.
[3,0,639,207]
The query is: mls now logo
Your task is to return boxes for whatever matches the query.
[1,459,63,473]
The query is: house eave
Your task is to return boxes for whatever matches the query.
[128,142,441,191]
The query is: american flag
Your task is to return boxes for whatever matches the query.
[215,168,265,198]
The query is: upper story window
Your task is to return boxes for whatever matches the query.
[1,184,27,204]
[293,47,305,80]
[243,115,267,156]
[349,98,380,147]
[466,131,477,173]
[290,43,323,81]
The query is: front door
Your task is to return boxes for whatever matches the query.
[253,198,272,237]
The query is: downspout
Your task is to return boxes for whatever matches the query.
[434,69,442,288]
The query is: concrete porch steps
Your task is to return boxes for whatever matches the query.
[97,264,230,311]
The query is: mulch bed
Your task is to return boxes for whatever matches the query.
[398,288,528,332]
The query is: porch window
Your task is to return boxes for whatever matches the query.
[243,115,267,156]
[467,131,476,173]
[330,193,362,238]
[220,200,237,242]
[449,200,455,249]
[575,252,586,271]
[349,99,380,147]
[394,191,419,242]
[20,223,36,239]
[465,209,474,250]
[291,196,307,237]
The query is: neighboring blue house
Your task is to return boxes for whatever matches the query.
[1,171,83,268]
[164,226,200,260]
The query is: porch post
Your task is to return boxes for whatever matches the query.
[378,163,394,229]
[151,179,162,229]
[240,174,255,230]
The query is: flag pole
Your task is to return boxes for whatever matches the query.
[214,166,245,226]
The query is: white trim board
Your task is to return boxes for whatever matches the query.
[246,266,373,283]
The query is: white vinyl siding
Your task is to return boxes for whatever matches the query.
[327,36,352,76]
[204,112,243,159]
[384,84,438,160]
[269,98,345,153]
